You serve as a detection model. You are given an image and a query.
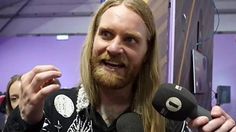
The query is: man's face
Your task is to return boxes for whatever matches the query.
[91,4,148,89]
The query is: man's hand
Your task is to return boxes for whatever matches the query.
[189,106,236,132]
[19,65,62,124]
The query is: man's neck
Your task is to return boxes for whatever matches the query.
[96,85,133,126]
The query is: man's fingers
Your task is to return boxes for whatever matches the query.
[230,126,236,132]
[189,105,236,132]
[201,116,226,131]
[21,65,60,84]
[189,116,209,128]
[215,118,236,132]
[211,106,224,117]
[18,65,62,123]
[212,106,233,120]
[30,70,61,93]
[31,83,61,105]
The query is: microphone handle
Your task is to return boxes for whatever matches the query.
[190,105,212,120]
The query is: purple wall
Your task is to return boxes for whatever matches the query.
[213,34,236,120]
[0,35,85,92]
[0,34,235,120]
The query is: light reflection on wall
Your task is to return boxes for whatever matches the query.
[213,34,236,120]
[0,35,85,92]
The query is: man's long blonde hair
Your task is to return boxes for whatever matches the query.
[80,0,165,131]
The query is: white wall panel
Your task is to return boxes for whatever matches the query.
[0,16,92,35]
[214,14,236,33]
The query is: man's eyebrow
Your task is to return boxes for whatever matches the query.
[98,26,143,40]
[98,27,114,32]
[124,31,143,40]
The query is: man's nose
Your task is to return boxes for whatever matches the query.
[106,38,124,56]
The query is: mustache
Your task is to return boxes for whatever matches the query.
[94,53,128,66]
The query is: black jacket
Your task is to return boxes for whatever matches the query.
[4,87,190,132]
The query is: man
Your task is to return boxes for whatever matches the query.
[4,0,236,132]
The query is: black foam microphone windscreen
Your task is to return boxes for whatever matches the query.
[152,83,212,121]
[116,112,144,132]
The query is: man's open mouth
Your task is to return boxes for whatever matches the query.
[102,60,126,69]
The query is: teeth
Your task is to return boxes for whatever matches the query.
[104,60,124,68]
[106,61,119,65]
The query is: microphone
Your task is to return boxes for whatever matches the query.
[152,83,212,121]
[116,112,144,132]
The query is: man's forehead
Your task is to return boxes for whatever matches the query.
[102,5,137,19]
[100,5,144,25]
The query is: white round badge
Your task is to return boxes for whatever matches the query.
[54,94,74,118]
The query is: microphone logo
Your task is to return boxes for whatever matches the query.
[166,97,182,112]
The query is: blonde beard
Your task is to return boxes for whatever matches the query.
[91,52,138,89]
[93,66,128,89]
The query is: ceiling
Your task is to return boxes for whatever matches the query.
[213,0,236,33]
[0,0,101,36]
[215,0,236,14]
[0,0,236,36]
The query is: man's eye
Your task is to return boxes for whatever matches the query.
[99,30,113,40]
[124,37,137,45]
